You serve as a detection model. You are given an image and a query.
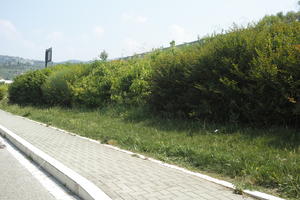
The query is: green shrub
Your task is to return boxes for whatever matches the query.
[71,59,152,107]
[42,64,92,106]
[7,11,300,126]
[149,17,300,126]
[70,61,114,107]
[0,84,8,101]
[110,58,152,105]
[149,44,203,117]
[8,69,51,105]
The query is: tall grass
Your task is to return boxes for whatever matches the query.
[0,83,8,101]
[0,101,299,199]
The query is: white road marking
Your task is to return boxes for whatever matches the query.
[1,135,80,200]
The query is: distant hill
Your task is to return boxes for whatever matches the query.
[58,59,87,64]
[0,40,202,80]
[0,55,45,80]
[0,55,87,80]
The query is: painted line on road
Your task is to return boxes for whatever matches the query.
[0,135,79,200]
[0,124,112,200]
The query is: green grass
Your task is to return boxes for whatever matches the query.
[0,100,299,199]
[0,84,8,101]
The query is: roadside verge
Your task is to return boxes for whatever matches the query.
[0,110,286,200]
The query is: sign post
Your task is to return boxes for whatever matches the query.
[45,47,52,67]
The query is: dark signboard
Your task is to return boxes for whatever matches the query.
[45,47,52,67]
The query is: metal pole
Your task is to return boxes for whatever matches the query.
[45,49,48,68]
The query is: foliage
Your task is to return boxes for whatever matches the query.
[3,11,300,198]
[169,40,176,47]
[70,58,152,107]
[70,61,114,107]
[8,69,51,105]
[42,64,92,106]
[110,58,152,105]
[99,50,108,61]
[0,83,8,101]
[257,11,300,26]
[7,11,300,126]
[149,44,203,117]
[149,16,300,126]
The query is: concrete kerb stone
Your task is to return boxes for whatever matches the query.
[0,124,112,200]
[2,110,286,200]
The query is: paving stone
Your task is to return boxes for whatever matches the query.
[0,109,255,200]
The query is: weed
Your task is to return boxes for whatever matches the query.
[131,154,139,158]
[0,103,299,199]
[22,112,31,117]
[107,139,118,146]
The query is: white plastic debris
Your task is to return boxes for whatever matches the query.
[0,138,6,149]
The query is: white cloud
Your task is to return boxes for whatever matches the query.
[121,13,148,23]
[0,19,19,39]
[46,31,64,42]
[93,26,104,38]
[169,24,195,44]
[0,19,36,50]
[136,16,147,23]
[80,33,89,42]
[122,38,148,56]
[124,38,140,54]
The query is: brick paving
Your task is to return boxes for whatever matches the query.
[0,109,254,200]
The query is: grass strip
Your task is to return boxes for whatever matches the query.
[0,101,299,199]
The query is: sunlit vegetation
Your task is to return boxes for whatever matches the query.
[2,11,300,199]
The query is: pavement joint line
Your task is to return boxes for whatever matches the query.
[0,135,79,200]
[0,124,112,200]
[2,110,285,200]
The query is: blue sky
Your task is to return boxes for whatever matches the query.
[0,0,298,62]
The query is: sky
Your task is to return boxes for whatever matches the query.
[0,0,299,62]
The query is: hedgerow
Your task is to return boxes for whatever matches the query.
[8,11,300,126]
[8,69,51,105]
[149,17,300,126]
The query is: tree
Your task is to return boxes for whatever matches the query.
[99,50,108,61]
[169,40,176,48]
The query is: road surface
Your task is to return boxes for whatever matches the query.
[0,137,79,200]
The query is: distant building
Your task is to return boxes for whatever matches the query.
[0,79,13,84]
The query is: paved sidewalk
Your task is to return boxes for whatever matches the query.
[0,109,254,200]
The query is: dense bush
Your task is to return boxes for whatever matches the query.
[70,59,152,107]
[149,44,203,116]
[8,69,51,105]
[70,61,115,107]
[8,11,300,126]
[42,64,91,106]
[149,19,300,126]
[110,58,152,105]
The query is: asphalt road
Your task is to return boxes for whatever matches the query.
[0,138,78,200]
